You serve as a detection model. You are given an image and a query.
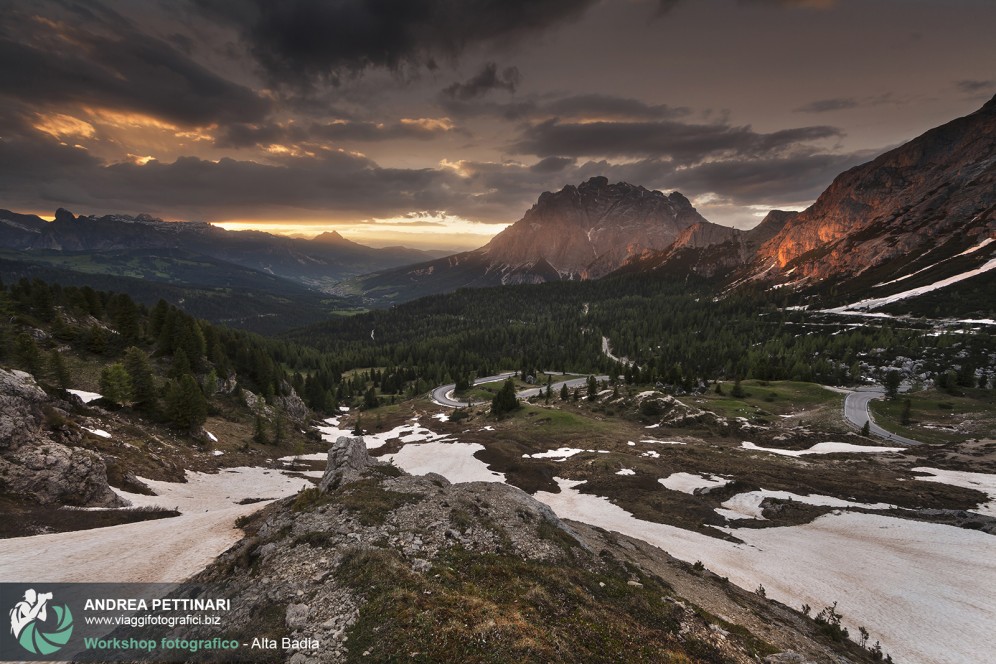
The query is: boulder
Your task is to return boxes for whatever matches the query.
[318,436,374,492]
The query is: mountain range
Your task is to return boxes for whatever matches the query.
[353,94,996,311]
[1,95,993,316]
[0,209,446,291]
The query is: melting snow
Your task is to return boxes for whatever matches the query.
[68,389,103,403]
[387,442,505,484]
[523,447,608,459]
[641,438,685,445]
[205,431,218,442]
[741,441,904,456]
[659,472,731,494]
[829,257,996,311]
[616,468,635,476]
[432,413,450,422]
[716,489,894,520]
[84,428,111,439]
[534,477,996,664]
[912,467,996,517]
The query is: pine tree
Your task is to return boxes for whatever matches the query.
[123,346,156,411]
[100,363,133,406]
[587,375,598,401]
[900,398,912,426]
[861,420,870,436]
[274,411,285,445]
[165,375,208,431]
[15,333,44,376]
[49,350,71,389]
[731,377,746,398]
[560,383,569,400]
[883,371,902,399]
[170,348,192,379]
[491,379,519,416]
[253,414,269,444]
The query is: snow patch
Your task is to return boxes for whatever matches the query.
[830,257,996,311]
[717,489,894,520]
[741,441,904,456]
[912,467,996,517]
[84,428,111,439]
[387,442,505,484]
[68,389,103,403]
[205,431,218,442]
[615,468,635,476]
[659,472,731,494]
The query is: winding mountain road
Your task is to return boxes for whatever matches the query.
[843,387,921,446]
[432,372,610,408]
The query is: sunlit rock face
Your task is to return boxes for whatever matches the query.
[484,176,709,280]
[753,94,996,280]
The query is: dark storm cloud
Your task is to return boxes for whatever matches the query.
[442,63,521,101]
[530,157,575,173]
[794,97,859,114]
[215,118,456,149]
[192,0,597,86]
[661,150,874,204]
[0,119,476,220]
[956,80,994,94]
[512,119,841,163]
[439,92,688,122]
[544,95,690,120]
[0,2,269,127]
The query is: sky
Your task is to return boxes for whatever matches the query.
[0,0,993,251]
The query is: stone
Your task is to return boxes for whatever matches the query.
[319,436,375,492]
[285,603,310,630]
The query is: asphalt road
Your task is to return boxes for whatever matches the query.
[843,387,922,446]
[431,372,610,408]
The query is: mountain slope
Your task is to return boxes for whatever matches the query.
[751,95,996,297]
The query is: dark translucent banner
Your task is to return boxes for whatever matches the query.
[1,583,310,662]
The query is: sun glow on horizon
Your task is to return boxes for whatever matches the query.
[212,213,507,251]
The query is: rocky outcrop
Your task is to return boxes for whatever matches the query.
[318,436,375,492]
[0,368,123,507]
[275,385,310,425]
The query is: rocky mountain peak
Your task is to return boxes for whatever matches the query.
[53,207,76,223]
[484,178,709,279]
[312,230,359,247]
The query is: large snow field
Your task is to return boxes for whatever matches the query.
[0,467,312,583]
[536,478,996,664]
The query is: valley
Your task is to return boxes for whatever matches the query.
[1,94,994,664]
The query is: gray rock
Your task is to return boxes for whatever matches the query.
[0,369,122,506]
[319,436,374,492]
[763,652,815,664]
[286,603,310,630]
